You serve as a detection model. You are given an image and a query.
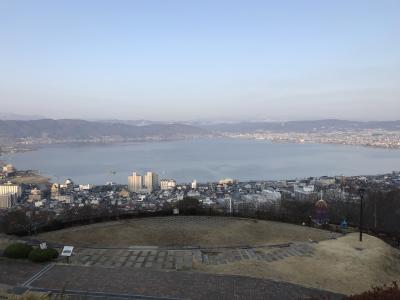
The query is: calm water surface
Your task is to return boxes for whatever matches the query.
[2,138,400,184]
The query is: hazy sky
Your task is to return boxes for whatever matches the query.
[0,0,399,121]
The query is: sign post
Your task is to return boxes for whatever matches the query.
[61,246,74,264]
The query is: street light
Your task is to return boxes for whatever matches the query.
[359,187,366,242]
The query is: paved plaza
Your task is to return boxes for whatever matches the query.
[68,242,316,270]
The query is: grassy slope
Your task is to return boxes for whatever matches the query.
[36,216,336,247]
[194,233,400,295]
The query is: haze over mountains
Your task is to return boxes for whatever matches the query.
[0,112,46,121]
[199,119,400,133]
[0,118,399,143]
[0,119,208,141]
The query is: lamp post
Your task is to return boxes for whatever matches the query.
[359,188,365,242]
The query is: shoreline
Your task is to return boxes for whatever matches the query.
[1,134,400,154]
[2,138,400,185]
[224,133,400,150]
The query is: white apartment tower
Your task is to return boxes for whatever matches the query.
[144,171,159,192]
[128,172,143,192]
[0,184,22,197]
[191,180,197,189]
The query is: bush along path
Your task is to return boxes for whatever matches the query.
[3,242,58,263]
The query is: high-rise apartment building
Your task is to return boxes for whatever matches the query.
[128,172,143,192]
[128,171,159,193]
[191,180,197,189]
[144,171,159,192]
[0,193,16,209]
[0,184,22,198]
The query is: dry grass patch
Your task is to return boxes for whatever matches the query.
[36,216,336,247]
[194,233,400,295]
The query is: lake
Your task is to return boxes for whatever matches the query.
[1,138,400,184]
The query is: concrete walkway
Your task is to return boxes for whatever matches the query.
[22,264,344,300]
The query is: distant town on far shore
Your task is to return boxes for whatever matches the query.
[0,119,400,157]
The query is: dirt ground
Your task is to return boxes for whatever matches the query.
[36,216,337,247]
[194,233,400,295]
[0,234,21,251]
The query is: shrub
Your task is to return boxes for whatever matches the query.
[345,282,400,300]
[46,248,59,259]
[28,248,58,263]
[3,243,33,259]
[177,197,201,215]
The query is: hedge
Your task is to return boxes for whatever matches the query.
[28,248,59,263]
[3,243,33,259]
[46,248,59,259]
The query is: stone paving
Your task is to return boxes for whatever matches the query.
[68,242,316,270]
[200,242,314,265]
[71,248,194,270]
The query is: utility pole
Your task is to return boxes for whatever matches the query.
[374,197,377,229]
[359,188,365,242]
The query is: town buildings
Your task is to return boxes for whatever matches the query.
[2,164,16,177]
[0,182,22,209]
[28,188,42,202]
[160,179,176,190]
[0,193,17,209]
[1,160,399,231]
[294,184,317,201]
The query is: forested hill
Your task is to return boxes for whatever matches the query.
[1,119,399,141]
[0,119,209,140]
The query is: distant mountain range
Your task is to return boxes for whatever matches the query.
[0,112,46,121]
[198,119,400,133]
[0,119,209,140]
[0,119,399,143]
